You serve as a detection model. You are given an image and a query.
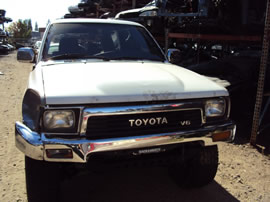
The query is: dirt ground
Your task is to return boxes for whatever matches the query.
[0,51,269,202]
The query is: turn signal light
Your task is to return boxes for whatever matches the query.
[46,149,73,159]
[212,131,231,142]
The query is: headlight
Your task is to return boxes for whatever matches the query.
[139,10,157,17]
[205,99,225,117]
[43,110,75,130]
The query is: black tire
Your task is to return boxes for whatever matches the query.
[25,156,62,202]
[169,145,218,188]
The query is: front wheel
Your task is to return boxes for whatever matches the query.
[25,156,63,202]
[169,145,219,188]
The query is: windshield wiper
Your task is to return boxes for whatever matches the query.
[84,55,110,61]
[111,57,145,60]
[48,54,110,61]
[48,53,86,60]
[111,56,163,62]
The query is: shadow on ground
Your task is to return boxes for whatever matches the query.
[229,86,270,151]
[0,52,9,56]
[232,110,270,154]
[60,167,239,202]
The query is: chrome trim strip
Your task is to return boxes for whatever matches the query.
[15,120,236,163]
[227,97,231,119]
[81,102,205,135]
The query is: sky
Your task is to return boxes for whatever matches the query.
[1,0,79,28]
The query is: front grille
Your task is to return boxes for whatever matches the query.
[85,109,202,139]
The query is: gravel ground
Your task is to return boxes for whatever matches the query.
[0,51,269,202]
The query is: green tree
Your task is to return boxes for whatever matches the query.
[27,19,32,31]
[7,19,32,39]
[34,22,38,31]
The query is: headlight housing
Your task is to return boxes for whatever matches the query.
[205,99,225,117]
[43,110,75,132]
[22,89,41,131]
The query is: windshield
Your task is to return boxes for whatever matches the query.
[42,23,165,62]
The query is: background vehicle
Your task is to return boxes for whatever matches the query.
[0,9,13,54]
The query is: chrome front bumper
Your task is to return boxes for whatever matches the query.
[15,121,236,163]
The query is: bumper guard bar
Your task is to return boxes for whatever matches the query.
[15,121,236,163]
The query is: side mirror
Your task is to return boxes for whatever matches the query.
[167,48,181,64]
[17,47,35,63]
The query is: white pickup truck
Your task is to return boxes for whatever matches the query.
[16,18,235,202]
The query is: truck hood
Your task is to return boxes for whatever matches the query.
[41,61,228,105]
